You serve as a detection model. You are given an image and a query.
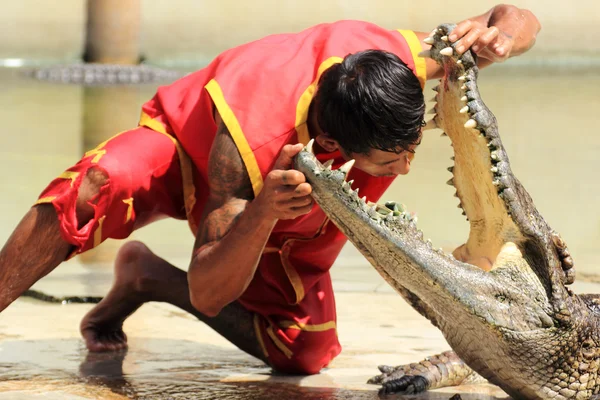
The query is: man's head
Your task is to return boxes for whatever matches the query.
[314,49,425,176]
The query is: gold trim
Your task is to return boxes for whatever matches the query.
[93,215,106,248]
[84,149,106,164]
[122,198,134,223]
[280,245,305,305]
[266,324,293,359]
[58,171,80,187]
[397,30,427,89]
[83,130,127,164]
[35,196,56,205]
[205,79,264,197]
[279,320,337,332]
[253,314,269,359]
[139,112,198,234]
[279,217,330,304]
[294,57,343,145]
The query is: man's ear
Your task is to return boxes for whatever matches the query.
[315,134,341,153]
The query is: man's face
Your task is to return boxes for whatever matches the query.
[343,141,420,177]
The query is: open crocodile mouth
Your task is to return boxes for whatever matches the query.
[293,24,573,330]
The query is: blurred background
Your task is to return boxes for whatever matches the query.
[1,0,599,297]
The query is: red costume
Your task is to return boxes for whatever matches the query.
[37,20,425,374]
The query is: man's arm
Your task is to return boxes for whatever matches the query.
[418,4,542,80]
[187,116,313,317]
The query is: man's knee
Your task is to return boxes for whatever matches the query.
[76,167,109,228]
[270,330,341,375]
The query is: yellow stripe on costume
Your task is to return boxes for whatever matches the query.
[138,112,198,234]
[122,198,134,223]
[397,30,427,89]
[93,215,106,248]
[279,320,337,332]
[294,56,344,145]
[35,196,56,205]
[266,324,293,359]
[58,171,80,187]
[205,79,264,197]
[253,314,270,359]
[83,130,127,164]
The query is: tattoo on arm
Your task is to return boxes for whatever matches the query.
[194,120,254,251]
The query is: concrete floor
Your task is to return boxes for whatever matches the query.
[0,257,507,400]
[2,253,600,399]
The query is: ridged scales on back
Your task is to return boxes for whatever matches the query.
[294,24,600,400]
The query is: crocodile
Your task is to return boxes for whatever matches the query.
[293,24,600,400]
[26,63,184,86]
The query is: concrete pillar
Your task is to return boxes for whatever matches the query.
[84,0,141,64]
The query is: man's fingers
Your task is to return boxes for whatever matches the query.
[280,196,313,209]
[268,169,306,187]
[273,143,304,171]
[472,27,500,53]
[454,26,484,54]
[448,20,472,43]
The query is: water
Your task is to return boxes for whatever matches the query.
[1,64,599,398]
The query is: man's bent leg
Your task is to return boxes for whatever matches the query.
[81,240,267,363]
[0,168,107,312]
[0,205,70,311]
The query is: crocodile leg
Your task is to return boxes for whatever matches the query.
[368,350,486,394]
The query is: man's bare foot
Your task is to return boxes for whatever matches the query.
[80,241,158,352]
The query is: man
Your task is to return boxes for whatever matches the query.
[0,5,540,375]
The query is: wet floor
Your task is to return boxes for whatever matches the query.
[1,64,600,398]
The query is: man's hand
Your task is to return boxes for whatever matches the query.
[255,143,313,221]
[448,5,541,63]
[449,21,512,63]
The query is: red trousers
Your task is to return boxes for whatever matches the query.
[37,126,340,374]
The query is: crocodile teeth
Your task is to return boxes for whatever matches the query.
[460,106,469,114]
[490,166,498,173]
[447,178,454,186]
[440,132,447,137]
[418,50,432,58]
[491,151,499,160]
[338,159,355,176]
[457,60,463,64]
[440,47,454,56]
[347,179,354,187]
[427,108,436,115]
[447,166,454,173]
[450,156,455,161]
[464,119,477,129]
[460,84,467,90]
[341,181,351,191]
[461,96,468,102]
[441,35,449,42]
[458,75,466,81]
[423,37,435,45]
[323,159,334,169]
[305,138,315,154]
[432,85,440,92]
[361,196,367,203]
[428,95,437,103]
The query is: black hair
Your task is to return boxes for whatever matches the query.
[314,49,425,155]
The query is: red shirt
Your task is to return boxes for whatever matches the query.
[139,20,426,305]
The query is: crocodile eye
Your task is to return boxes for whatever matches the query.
[581,340,596,360]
